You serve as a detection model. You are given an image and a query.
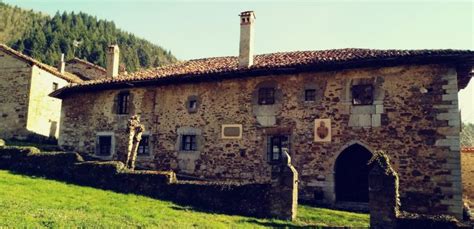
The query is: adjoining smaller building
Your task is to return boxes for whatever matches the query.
[65,57,107,81]
[0,44,83,141]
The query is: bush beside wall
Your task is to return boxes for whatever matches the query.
[0,146,276,218]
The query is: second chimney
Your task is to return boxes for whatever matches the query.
[57,53,65,74]
[239,11,255,68]
[106,45,120,78]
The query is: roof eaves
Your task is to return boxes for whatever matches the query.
[51,51,474,99]
[0,43,83,83]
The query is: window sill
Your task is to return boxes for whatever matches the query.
[137,154,153,159]
[267,160,283,165]
[94,154,113,160]
[179,150,200,154]
[351,103,373,106]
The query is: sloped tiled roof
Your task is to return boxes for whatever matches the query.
[66,57,107,73]
[51,48,474,98]
[0,43,83,83]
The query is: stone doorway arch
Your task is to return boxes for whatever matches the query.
[334,143,374,203]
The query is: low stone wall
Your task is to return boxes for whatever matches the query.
[0,146,296,219]
[369,151,470,228]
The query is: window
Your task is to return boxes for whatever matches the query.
[186,95,199,113]
[305,89,316,101]
[97,135,112,156]
[258,87,275,105]
[181,135,197,151]
[189,99,197,110]
[52,82,58,91]
[137,135,150,156]
[352,84,373,105]
[117,92,130,114]
[267,135,289,162]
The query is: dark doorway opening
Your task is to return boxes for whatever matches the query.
[335,144,373,203]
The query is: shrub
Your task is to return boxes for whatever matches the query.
[72,161,126,189]
[17,152,84,179]
[0,146,40,169]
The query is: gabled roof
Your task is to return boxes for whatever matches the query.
[66,57,107,73]
[0,43,83,83]
[51,48,474,98]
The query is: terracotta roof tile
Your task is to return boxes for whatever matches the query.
[0,43,83,83]
[52,48,474,98]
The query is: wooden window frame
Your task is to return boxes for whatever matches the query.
[351,84,374,106]
[304,89,316,101]
[267,135,290,163]
[181,134,197,151]
[117,92,130,114]
[137,134,151,156]
[258,87,275,105]
[96,133,114,157]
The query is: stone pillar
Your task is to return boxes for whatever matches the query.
[369,151,400,229]
[269,150,298,220]
[434,68,463,219]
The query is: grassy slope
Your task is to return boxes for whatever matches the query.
[0,170,369,228]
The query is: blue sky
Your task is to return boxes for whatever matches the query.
[3,0,474,122]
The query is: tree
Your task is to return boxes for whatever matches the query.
[4,5,177,71]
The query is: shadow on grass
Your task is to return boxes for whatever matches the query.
[241,219,344,228]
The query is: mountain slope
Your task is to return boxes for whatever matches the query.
[1,3,176,72]
[0,3,48,44]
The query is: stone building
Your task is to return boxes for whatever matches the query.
[0,43,83,140]
[52,11,474,219]
[65,57,107,80]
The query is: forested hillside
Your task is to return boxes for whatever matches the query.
[0,3,176,72]
[0,3,48,44]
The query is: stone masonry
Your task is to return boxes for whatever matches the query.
[65,58,107,80]
[0,45,78,140]
[433,68,463,218]
[58,63,468,218]
[461,149,474,204]
[0,50,32,139]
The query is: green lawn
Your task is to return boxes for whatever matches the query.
[0,170,369,228]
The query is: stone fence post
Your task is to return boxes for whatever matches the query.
[369,151,400,229]
[268,150,298,220]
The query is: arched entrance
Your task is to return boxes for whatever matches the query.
[335,144,373,202]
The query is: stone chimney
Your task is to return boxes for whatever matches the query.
[106,45,120,78]
[239,11,256,68]
[57,53,65,74]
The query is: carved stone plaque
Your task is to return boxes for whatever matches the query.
[314,119,331,142]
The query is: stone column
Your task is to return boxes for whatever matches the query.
[269,150,298,220]
[369,151,400,229]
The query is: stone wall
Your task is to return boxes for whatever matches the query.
[0,146,298,220]
[27,65,68,139]
[462,150,474,202]
[65,60,106,80]
[0,49,32,139]
[59,64,464,217]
